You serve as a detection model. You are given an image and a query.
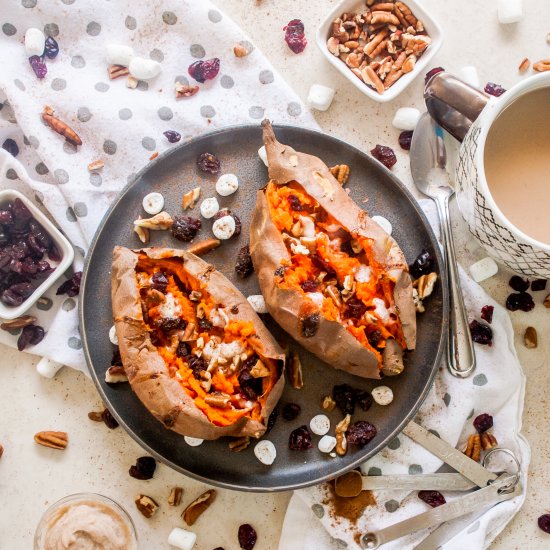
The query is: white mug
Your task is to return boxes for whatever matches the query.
[425,71,550,278]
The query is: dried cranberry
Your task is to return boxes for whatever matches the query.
[480,305,494,324]
[151,271,168,293]
[371,144,397,169]
[176,341,191,358]
[188,58,220,83]
[48,245,62,263]
[266,408,278,433]
[187,354,208,378]
[418,490,446,507]
[425,67,444,83]
[333,384,356,415]
[56,271,82,297]
[238,365,262,400]
[300,280,318,292]
[288,194,306,211]
[197,152,221,174]
[505,292,535,312]
[311,254,335,275]
[398,130,413,151]
[509,276,529,292]
[289,425,313,450]
[149,330,161,346]
[29,55,47,79]
[484,82,506,97]
[235,245,254,279]
[129,456,156,480]
[12,199,32,224]
[367,329,382,348]
[101,408,119,429]
[154,317,184,332]
[2,282,34,306]
[531,279,547,292]
[355,390,373,411]
[473,413,493,434]
[2,139,19,157]
[214,208,241,236]
[43,36,59,59]
[0,209,14,225]
[300,312,319,337]
[283,19,307,54]
[17,324,45,351]
[409,249,434,279]
[238,524,258,550]
[163,130,181,143]
[469,320,493,346]
[345,297,367,320]
[282,403,301,421]
[171,216,201,242]
[198,317,213,331]
[347,421,377,447]
[537,514,550,534]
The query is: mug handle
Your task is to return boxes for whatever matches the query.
[424,72,490,142]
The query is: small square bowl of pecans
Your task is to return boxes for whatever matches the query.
[316,0,443,102]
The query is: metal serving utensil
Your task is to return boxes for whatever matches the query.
[410,113,476,378]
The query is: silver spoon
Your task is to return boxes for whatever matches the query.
[410,113,475,378]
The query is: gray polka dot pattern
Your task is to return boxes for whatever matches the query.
[103,139,117,155]
[52,78,67,91]
[125,16,137,30]
[220,75,234,89]
[136,81,149,91]
[2,23,17,36]
[249,106,264,119]
[259,70,274,84]
[36,297,53,311]
[141,137,156,151]
[95,82,109,93]
[6,169,18,180]
[74,202,88,217]
[63,142,78,154]
[331,538,348,549]
[28,135,39,149]
[311,504,324,518]
[368,466,382,476]
[387,437,400,450]
[190,44,205,59]
[21,0,37,8]
[61,0,75,4]
[14,79,25,91]
[473,373,488,386]
[62,298,76,311]
[208,9,223,23]
[200,105,216,118]
[287,102,302,116]
[157,106,173,121]
[409,464,423,475]
[162,11,177,25]
[443,393,451,407]
[68,336,82,350]
[44,23,59,37]
[86,21,101,36]
[71,56,86,69]
[54,168,69,184]
[89,172,102,187]
[118,108,132,120]
[77,107,92,122]
[35,162,49,175]
[150,48,164,62]
[66,207,77,222]
[385,499,399,513]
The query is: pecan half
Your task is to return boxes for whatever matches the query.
[41,106,82,146]
[462,433,481,462]
[182,489,216,525]
[518,58,530,72]
[288,350,303,389]
[175,82,200,99]
[34,431,68,450]
[108,64,129,80]
[480,432,498,451]
[87,159,105,172]
[135,494,159,518]
[329,164,350,185]
[233,44,250,57]
[87,411,103,422]
[229,436,251,452]
[335,414,351,456]
[524,326,538,349]
[0,315,37,331]
[533,59,550,72]
[186,238,220,256]
[413,272,438,300]
[168,486,183,506]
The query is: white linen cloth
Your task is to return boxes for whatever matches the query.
[0,0,314,372]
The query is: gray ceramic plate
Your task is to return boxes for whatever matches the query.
[80,124,448,492]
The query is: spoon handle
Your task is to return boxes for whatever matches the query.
[435,195,476,378]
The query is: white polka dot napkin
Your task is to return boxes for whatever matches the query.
[0,0,315,372]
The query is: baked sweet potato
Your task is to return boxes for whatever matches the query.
[250,121,416,379]
[111,246,285,440]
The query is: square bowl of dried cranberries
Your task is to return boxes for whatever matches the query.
[0,189,74,320]
[316,0,443,103]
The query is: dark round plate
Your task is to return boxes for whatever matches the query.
[80,124,448,492]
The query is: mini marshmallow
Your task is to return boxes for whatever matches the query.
[109,325,118,346]
[167,527,197,550]
[247,294,268,314]
[215,174,239,197]
[184,436,204,447]
[391,107,421,131]
[258,146,269,167]
[371,215,392,235]
[372,385,394,406]
[318,435,337,454]
[129,57,161,80]
[469,257,499,283]
[105,44,135,67]
[458,66,480,88]
[142,192,164,215]
[36,357,63,379]
[307,83,336,112]
[200,197,220,219]
[212,215,236,240]
[497,0,523,24]
[310,414,330,436]
[25,28,46,58]
[254,440,277,465]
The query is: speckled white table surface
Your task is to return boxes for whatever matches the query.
[1,1,549,549]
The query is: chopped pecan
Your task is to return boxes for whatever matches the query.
[135,494,159,518]
[321,395,336,412]
[524,326,538,349]
[182,187,201,210]
[34,431,68,450]
[462,433,481,462]
[533,59,550,72]
[229,436,251,452]
[126,76,138,89]
[168,486,183,506]
[134,216,150,244]
[41,106,82,146]
[413,272,438,300]
[288,350,303,389]
[186,238,220,256]
[175,82,200,99]
[480,432,498,450]
[250,359,270,378]
[87,411,103,422]
[233,44,250,57]
[182,489,217,525]
[105,365,128,384]
[204,392,231,408]
[87,159,105,172]
[335,414,351,456]
[134,211,173,230]
[518,58,530,72]
[329,164,350,185]
[108,64,129,80]
[0,315,37,331]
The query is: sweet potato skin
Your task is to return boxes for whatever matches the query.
[111,246,285,440]
[249,121,416,379]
